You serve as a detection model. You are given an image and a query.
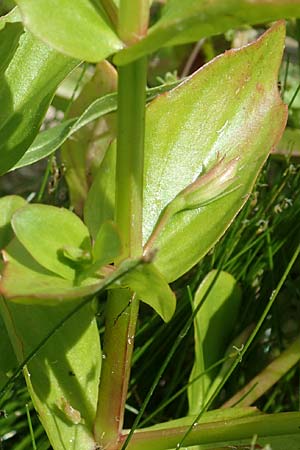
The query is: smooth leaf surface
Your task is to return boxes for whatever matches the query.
[11,205,91,281]
[117,263,176,322]
[84,143,116,240]
[0,238,143,302]
[10,81,181,172]
[0,295,100,449]
[126,411,300,450]
[0,195,26,248]
[141,406,260,431]
[93,221,122,264]
[0,27,78,174]
[114,1,300,64]
[0,310,17,390]
[61,61,117,215]
[16,0,123,62]
[142,22,287,282]
[188,271,241,414]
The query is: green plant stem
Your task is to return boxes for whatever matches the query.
[119,0,149,44]
[94,57,147,449]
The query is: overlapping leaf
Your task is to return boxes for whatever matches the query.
[114,0,300,65]
[142,22,287,282]
[188,270,241,415]
[0,295,101,449]
[15,0,123,61]
[0,23,78,174]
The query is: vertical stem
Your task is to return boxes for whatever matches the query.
[115,58,147,260]
[94,3,148,445]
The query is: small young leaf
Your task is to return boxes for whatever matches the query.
[11,205,91,281]
[118,263,176,322]
[15,0,123,62]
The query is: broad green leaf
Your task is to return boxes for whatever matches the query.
[117,263,176,322]
[0,310,17,390]
[188,271,241,414]
[0,295,100,449]
[128,411,300,450]
[61,61,117,215]
[93,221,121,264]
[79,221,122,281]
[16,0,123,62]
[0,238,143,302]
[0,195,26,248]
[114,1,300,65]
[84,143,116,240]
[11,205,91,281]
[143,22,287,282]
[0,27,78,174]
[0,22,23,76]
[10,81,181,172]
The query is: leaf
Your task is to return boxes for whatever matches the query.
[0,195,26,248]
[0,7,21,31]
[114,0,300,65]
[0,238,143,302]
[142,22,287,282]
[127,411,300,450]
[117,263,176,322]
[84,142,116,240]
[93,221,122,264]
[61,61,117,215]
[0,27,78,174]
[188,270,241,414]
[141,406,260,430]
[0,295,101,449]
[9,81,181,172]
[0,310,17,390]
[15,0,123,62]
[11,204,91,281]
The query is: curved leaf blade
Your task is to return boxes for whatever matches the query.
[10,82,181,172]
[0,195,26,248]
[143,22,287,282]
[118,263,176,322]
[0,296,101,449]
[15,0,123,62]
[0,238,143,302]
[188,270,242,414]
[114,1,300,65]
[11,205,91,281]
[0,28,78,174]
